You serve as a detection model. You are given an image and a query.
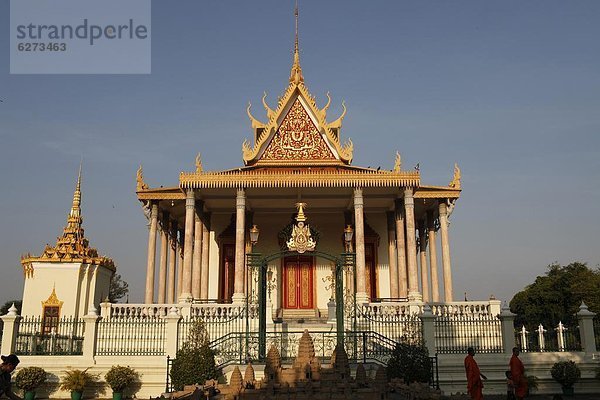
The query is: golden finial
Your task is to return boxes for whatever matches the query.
[295,202,307,222]
[262,92,275,120]
[70,161,82,219]
[195,153,203,173]
[449,163,461,189]
[289,0,304,85]
[327,100,347,129]
[393,151,402,172]
[136,165,149,191]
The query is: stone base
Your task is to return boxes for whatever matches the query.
[231,292,246,304]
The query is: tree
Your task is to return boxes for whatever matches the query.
[387,342,432,384]
[108,274,129,303]
[170,320,218,391]
[510,262,600,328]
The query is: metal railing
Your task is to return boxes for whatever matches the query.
[96,316,167,356]
[434,313,503,354]
[356,305,423,345]
[515,323,581,352]
[14,316,84,356]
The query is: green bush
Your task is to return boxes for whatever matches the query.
[387,342,432,384]
[15,367,47,392]
[105,366,139,392]
[550,361,580,388]
[170,320,218,391]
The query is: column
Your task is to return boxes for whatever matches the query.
[427,210,440,302]
[144,202,158,304]
[157,212,169,303]
[439,201,454,302]
[419,219,429,302]
[167,220,177,303]
[177,229,184,300]
[200,213,211,300]
[192,202,203,300]
[232,189,246,303]
[354,188,369,304]
[404,188,420,301]
[179,190,195,302]
[395,199,408,298]
[386,211,399,298]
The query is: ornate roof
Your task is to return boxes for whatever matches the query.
[21,166,115,271]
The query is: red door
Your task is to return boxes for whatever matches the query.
[283,256,314,309]
[220,244,235,302]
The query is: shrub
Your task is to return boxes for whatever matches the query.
[60,369,97,392]
[550,361,580,388]
[15,367,47,392]
[387,342,432,384]
[105,366,139,393]
[170,320,218,391]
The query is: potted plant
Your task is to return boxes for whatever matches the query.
[104,366,139,400]
[60,369,97,400]
[550,360,580,396]
[14,367,47,400]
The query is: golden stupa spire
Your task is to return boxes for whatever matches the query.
[20,163,115,270]
[289,0,304,84]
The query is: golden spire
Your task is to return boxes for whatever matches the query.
[289,0,304,85]
[20,164,115,270]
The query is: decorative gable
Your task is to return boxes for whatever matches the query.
[260,98,336,163]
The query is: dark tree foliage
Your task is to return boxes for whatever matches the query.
[108,274,129,303]
[510,262,600,328]
[387,342,432,384]
[0,300,22,315]
[170,320,219,391]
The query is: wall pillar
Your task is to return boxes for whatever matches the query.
[577,302,597,354]
[82,307,100,361]
[404,189,421,301]
[419,219,429,302]
[192,202,203,301]
[354,188,369,304]
[165,307,182,358]
[386,211,399,299]
[427,210,440,302]
[144,202,158,304]
[157,213,169,304]
[167,220,177,303]
[179,190,195,303]
[419,305,437,356]
[0,305,21,355]
[395,199,408,298]
[232,189,246,303]
[499,304,517,355]
[200,213,211,300]
[439,201,454,302]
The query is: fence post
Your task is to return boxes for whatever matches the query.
[577,302,597,354]
[82,306,100,362]
[489,298,502,316]
[0,304,21,354]
[419,304,437,356]
[499,303,516,355]
[165,307,181,358]
[99,301,112,318]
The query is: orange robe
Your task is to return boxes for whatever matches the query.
[510,354,528,398]
[464,354,483,400]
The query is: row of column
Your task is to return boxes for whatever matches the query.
[144,191,211,304]
[385,189,454,303]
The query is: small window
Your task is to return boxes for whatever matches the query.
[42,306,60,334]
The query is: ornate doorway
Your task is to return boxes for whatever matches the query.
[283,255,314,309]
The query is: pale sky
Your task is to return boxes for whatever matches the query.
[1,1,599,305]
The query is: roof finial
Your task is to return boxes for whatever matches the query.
[70,161,82,220]
[289,0,304,84]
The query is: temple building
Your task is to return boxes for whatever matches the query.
[19,166,115,322]
[135,16,461,319]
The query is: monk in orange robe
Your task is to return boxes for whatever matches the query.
[465,347,487,400]
[510,347,528,399]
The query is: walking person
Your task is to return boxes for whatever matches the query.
[465,347,487,400]
[0,354,21,400]
[509,347,528,399]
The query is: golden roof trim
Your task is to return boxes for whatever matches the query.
[414,190,461,199]
[180,169,419,189]
[137,192,186,200]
